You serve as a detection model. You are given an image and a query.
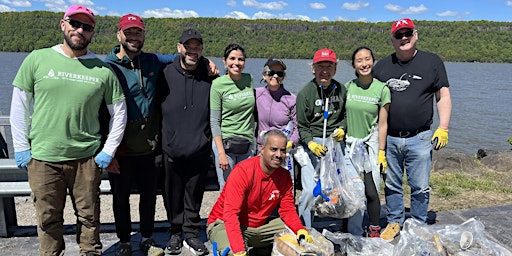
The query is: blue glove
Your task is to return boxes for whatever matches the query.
[14,149,31,171]
[94,151,112,169]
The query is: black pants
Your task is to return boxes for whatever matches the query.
[108,154,159,243]
[364,172,381,226]
[164,152,209,239]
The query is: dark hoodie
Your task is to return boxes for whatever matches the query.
[157,55,217,159]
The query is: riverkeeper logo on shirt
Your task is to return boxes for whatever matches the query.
[225,91,253,102]
[43,69,100,84]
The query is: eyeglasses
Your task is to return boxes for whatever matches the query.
[264,70,285,77]
[393,29,414,40]
[65,19,94,32]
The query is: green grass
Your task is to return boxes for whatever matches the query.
[430,172,512,198]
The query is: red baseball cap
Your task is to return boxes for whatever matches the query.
[64,4,95,26]
[391,18,415,34]
[313,48,337,63]
[118,14,145,31]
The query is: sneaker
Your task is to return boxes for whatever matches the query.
[140,237,164,256]
[183,237,209,255]
[381,222,401,242]
[115,242,132,256]
[164,233,182,255]
[368,225,381,238]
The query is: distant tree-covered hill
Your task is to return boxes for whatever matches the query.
[1,11,511,63]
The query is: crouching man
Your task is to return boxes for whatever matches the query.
[207,129,312,256]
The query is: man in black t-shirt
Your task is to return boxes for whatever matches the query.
[373,18,452,242]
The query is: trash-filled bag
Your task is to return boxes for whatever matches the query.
[394,218,512,256]
[272,228,335,256]
[311,137,366,219]
[322,229,394,256]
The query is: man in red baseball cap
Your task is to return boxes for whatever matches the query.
[373,17,452,242]
[295,48,349,229]
[102,13,166,256]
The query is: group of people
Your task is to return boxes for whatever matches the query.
[10,4,451,256]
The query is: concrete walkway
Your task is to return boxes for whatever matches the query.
[1,204,511,255]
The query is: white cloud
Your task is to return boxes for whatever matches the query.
[252,11,310,20]
[243,0,287,10]
[335,16,349,21]
[319,16,329,21]
[0,4,15,11]
[142,8,199,18]
[310,2,326,9]
[384,4,403,12]
[384,4,427,15]
[69,0,94,6]
[227,0,236,7]
[437,10,457,17]
[402,4,428,15]
[0,0,30,7]
[507,1,512,6]
[44,0,67,12]
[341,1,369,11]
[106,11,120,17]
[224,11,250,19]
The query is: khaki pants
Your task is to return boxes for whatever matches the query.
[207,218,285,256]
[28,157,102,256]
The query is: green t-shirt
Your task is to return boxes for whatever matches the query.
[210,73,255,142]
[12,48,125,162]
[344,78,391,138]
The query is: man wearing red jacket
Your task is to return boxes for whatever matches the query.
[207,129,312,256]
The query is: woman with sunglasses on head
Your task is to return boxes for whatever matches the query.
[344,46,391,238]
[255,58,299,184]
[210,43,256,191]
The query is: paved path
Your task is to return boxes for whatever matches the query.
[1,205,511,255]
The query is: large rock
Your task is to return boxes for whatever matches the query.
[480,150,512,172]
[432,149,483,175]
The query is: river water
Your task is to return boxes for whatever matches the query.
[1,52,511,154]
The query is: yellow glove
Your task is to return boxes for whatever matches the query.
[308,141,327,157]
[431,127,449,150]
[286,141,293,152]
[378,150,387,174]
[332,127,345,142]
[234,251,246,256]
[296,229,313,243]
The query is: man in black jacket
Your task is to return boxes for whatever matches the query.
[157,29,218,256]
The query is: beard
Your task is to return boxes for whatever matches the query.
[63,32,90,51]
[181,54,198,67]
[121,39,144,54]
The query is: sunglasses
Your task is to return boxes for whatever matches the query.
[65,19,94,32]
[264,70,286,77]
[393,29,414,40]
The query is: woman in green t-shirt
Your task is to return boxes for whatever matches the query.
[210,43,256,190]
[344,46,391,238]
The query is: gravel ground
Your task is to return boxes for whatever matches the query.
[14,191,221,226]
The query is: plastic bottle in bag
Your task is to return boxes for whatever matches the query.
[282,122,294,173]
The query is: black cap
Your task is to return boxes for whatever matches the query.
[264,58,286,70]
[179,29,203,44]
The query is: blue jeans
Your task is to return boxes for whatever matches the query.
[385,130,433,225]
[297,139,321,228]
[212,140,254,191]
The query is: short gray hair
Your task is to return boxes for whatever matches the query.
[261,129,287,146]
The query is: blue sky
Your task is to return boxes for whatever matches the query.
[1,0,511,22]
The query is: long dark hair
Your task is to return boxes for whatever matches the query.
[351,46,375,77]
